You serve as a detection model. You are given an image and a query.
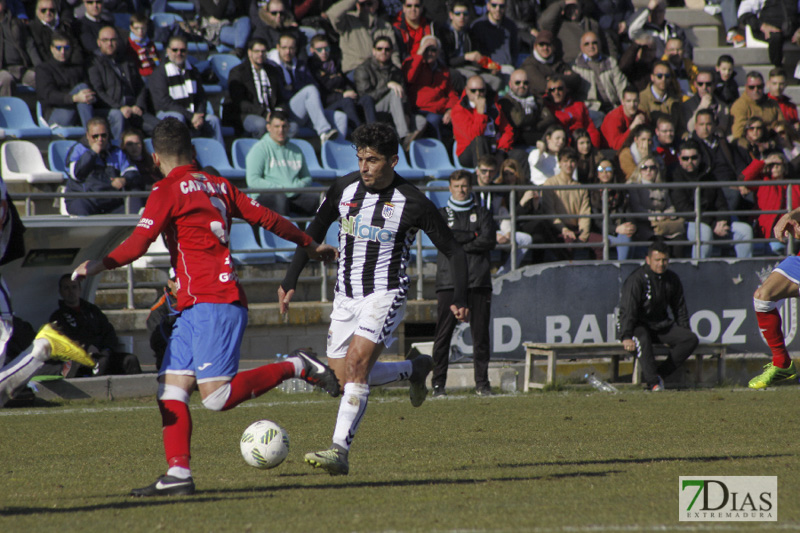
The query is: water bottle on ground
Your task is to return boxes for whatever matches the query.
[584,373,619,393]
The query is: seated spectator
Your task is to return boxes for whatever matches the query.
[0,0,36,95]
[470,0,518,74]
[682,68,731,136]
[267,33,346,143]
[65,117,145,216]
[618,31,657,92]
[528,123,568,185]
[50,274,141,377]
[653,116,678,168]
[451,75,514,168]
[738,0,800,67]
[619,125,657,180]
[539,0,615,65]
[731,71,782,140]
[571,31,627,121]
[403,35,459,142]
[35,31,95,129]
[438,0,502,93]
[393,0,432,60]
[227,38,283,138]
[542,147,603,259]
[713,54,738,107]
[591,157,634,260]
[150,35,224,144]
[574,128,599,184]
[544,75,602,147]
[354,36,423,147]
[736,116,771,160]
[245,109,318,217]
[307,34,362,133]
[121,127,160,189]
[743,151,800,254]
[520,30,578,98]
[766,67,798,129]
[73,0,114,56]
[126,13,159,78]
[251,0,306,60]
[88,26,157,141]
[326,0,400,74]
[512,158,567,264]
[198,0,250,56]
[498,68,556,177]
[662,37,697,100]
[601,85,647,151]
[146,269,178,371]
[638,60,685,135]
[669,140,753,259]
[627,154,683,253]
[773,120,800,165]
[28,0,83,69]
[473,156,532,272]
[628,0,691,59]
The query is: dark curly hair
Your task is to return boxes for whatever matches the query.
[152,117,192,159]
[351,123,398,160]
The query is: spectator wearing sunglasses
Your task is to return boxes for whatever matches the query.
[571,30,627,124]
[36,31,95,129]
[682,69,731,136]
[638,60,685,135]
[470,0,518,76]
[731,71,781,140]
[74,0,115,55]
[326,0,400,74]
[29,0,83,68]
[0,0,35,96]
[251,0,308,62]
[544,74,602,148]
[538,0,615,65]
[392,0,433,61]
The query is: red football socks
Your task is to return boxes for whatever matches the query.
[159,399,192,469]
[222,361,295,410]
[757,309,791,368]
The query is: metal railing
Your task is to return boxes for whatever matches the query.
[17,178,797,307]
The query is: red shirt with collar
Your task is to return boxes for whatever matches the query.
[769,93,799,125]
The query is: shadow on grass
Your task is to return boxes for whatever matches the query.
[0,469,623,516]
[494,452,792,469]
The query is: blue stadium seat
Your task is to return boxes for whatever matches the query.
[409,138,456,179]
[396,144,426,180]
[48,139,78,179]
[192,138,246,181]
[321,138,358,174]
[229,223,275,265]
[425,179,450,209]
[0,97,52,139]
[289,138,337,180]
[209,54,241,91]
[232,138,257,170]
[36,101,84,138]
[167,1,195,13]
[259,226,297,263]
[451,142,474,172]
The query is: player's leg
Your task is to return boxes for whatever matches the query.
[654,323,699,379]
[632,325,662,390]
[431,289,458,395]
[750,263,800,389]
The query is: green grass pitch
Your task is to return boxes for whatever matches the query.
[1,387,799,532]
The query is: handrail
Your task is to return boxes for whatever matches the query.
[16,179,797,307]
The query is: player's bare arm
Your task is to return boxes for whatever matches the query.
[72,259,107,280]
[774,207,800,241]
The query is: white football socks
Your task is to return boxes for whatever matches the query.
[367,360,412,386]
[331,383,370,451]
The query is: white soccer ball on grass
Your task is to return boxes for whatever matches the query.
[240,420,290,469]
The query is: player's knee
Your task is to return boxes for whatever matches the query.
[201,382,231,411]
[158,383,190,404]
[753,296,778,313]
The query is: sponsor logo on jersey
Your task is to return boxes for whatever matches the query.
[382,203,395,219]
[341,214,395,243]
[180,178,228,196]
[138,217,154,229]
[340,201,358,208]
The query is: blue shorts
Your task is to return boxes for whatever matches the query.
[775,256,800,285]
[161,302,248,383]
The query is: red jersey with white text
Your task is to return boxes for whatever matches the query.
[103,164,312,310]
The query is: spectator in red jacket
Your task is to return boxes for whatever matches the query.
[600,85,647,150]
[451,74,514,168]
[767,67,799,129]
[403,35,458,141]
[544,75,602,148]
[743,151,800,254]
[393,0,432,61]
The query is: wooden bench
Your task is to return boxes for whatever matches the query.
[522,342,727,392]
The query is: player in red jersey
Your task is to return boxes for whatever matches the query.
[73,118,339,496]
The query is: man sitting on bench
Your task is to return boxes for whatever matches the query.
[617,239,698,391]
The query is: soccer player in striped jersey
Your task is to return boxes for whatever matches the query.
[279,123,469,475]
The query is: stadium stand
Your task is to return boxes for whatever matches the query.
[191,138,246,181]
[409,138,457,179]
[395,144,426,180]
[231,137,257,170]
[48,139,77,180]
[0,97,52,140]
[289,138,337,181]
[321,138,359,174]
[2,140,64,184]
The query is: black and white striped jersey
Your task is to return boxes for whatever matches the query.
[283,171,467,303]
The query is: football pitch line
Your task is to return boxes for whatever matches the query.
[0,391,484,417]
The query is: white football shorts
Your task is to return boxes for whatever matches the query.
[327,289,407,359]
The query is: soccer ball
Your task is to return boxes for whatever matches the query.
[240,420,290,469]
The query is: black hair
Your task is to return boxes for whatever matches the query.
[351,123,398,159]
[647,238,670,257]
[152,117,192,159]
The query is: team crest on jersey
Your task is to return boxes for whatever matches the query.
[470,213,477,222]
[382,203,395,219]
[191,173,207,181]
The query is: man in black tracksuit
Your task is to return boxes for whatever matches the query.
[431,170,496,396]
[618,239,698,391]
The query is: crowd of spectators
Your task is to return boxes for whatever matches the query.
[4,0,800,263]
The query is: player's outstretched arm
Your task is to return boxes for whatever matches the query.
[774,207,800,241]
[72,259,107,280]
[302,241,338,262]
